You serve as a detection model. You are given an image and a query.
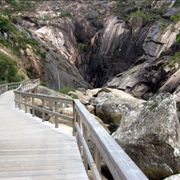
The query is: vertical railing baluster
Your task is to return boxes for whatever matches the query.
[82,123,88,171]
[73,102,76,136]
[42,99,45,122]
[95,147,101,175]
[19,93,21,109]
[14,92,17,108]
[54,101,58,128]
[25,96,27,113]
[32,97,35,117]
[75,114,81,151]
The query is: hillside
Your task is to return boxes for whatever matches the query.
[0,0,179,96]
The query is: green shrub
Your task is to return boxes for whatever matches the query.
[0,14,40,56]
[59,86,75,94]
[129,10,156,22]
[171,13,180,22]
[25,38,39,46]
[10,0,19,9]
[0,37,11,48]
[0,14,13,33]
[38,15,51,21]
[36,49,46,58]
[10,0,33,12]
[176,33,180,43]
[0,52,22,83]
[165,52,180,68]
[160,20,169,31]
[26,66,38,78]
[174,1,180,7]
[40,81,46,86]
[77,43,89,52]
[59,11,73,18]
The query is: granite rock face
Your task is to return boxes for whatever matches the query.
[143,21,180,61]
[113,93,180,179]
[91,88,145,125]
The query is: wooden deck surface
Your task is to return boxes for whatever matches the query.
[0,91,88,180]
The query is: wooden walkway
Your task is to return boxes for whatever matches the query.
[0,91,88,180]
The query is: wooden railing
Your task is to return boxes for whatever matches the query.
[74,100,148,180]
[14,91,73,127]
[12,80,148,180]
[0,82,22,95]
[16,79,40,92]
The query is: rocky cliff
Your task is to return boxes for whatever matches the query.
[0,0,179,96]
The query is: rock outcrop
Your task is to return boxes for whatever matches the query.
[143,21,180,60]
[82,1,180,96]
[91,88,145,126]
[1,0,179,95]
[85,15,147,87]
[113,93,180,179]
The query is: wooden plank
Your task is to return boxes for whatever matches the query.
[0,91,88,180]
[0,169,88,180]
[0,175,86,180]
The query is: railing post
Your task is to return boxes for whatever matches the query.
[6,84,8,91]
[75,115,81,151]
[14,92,17,108]
[42,99,45,122]
[82,123,88,171]
[95,147,101,174]
[54,101,58,128]
[73,102,76,136]
[32,97,35,117]
[19,94,22,110]
[25,96,27,113]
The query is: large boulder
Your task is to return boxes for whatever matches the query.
[92,88,145,126]
[113,93,180,179]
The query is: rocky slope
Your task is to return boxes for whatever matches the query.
[1,0,179,95]
[0,1,90,88]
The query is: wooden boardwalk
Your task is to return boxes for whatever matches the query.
[0,91,88,180]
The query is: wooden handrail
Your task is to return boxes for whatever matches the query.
[74,99,148,180]
[12,80,148,180]
[0,81,22,95]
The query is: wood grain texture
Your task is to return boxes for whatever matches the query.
[0,91,88,180]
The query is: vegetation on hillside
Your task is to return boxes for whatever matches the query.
[5,0,34,12]
[59,86,78,99]
[0,52,21,84]
[59,86,75,94]
[115,0,177,24]
[0,10,46,80]
[165,52,180,69]
[0,13,39,56]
